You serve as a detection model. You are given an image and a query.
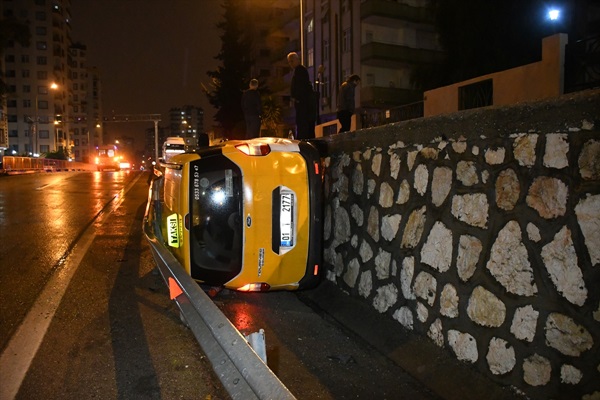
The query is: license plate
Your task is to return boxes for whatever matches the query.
[280,191,294,247]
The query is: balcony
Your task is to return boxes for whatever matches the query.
[360,86,423,108]
[361,0,435,24]
[361,42,444,67]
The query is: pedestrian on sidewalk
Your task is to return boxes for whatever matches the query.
[337,74,361,133]
[287,52,316,139]
[241,78,262,138]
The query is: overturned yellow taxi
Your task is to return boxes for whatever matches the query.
[148,137,323,292]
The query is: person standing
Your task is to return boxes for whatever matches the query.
[287,52,315,139]
[337,74,361,133]
[241,78,262,138]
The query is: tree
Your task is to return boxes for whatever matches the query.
[203,0,253,140]
[261,96,282,137]
[0,18,31,106]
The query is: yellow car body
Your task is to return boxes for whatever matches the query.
[156,137,323,292]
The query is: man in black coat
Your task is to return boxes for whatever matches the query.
[241,78,262,138]
[337,74,361,133]
[287,52,315,139]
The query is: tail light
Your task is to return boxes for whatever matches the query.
[235,143,271,156]
[237,283,271,292]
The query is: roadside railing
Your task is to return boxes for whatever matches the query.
[360,101,424,129]
[142,175,296,400]
[1,156,97,173]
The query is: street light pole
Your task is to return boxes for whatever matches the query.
[34,93,38,156]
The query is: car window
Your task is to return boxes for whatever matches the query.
[189,155,243,284]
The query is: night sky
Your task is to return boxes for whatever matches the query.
[69,0,223,148]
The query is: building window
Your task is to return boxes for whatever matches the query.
[5,70,15,77]
[5,54,15,62]
[37,56,47,65]
[37,71,47,79]
[22,99,31,108]
[7,99,17,108]
[307,18,314,33]
[35,26,47,35]
[21,55,29,63]
[22,69,30,78]
[35,11,46,21]
[323,40,329,62]
[40,145,50,153]
[308,48,314,67]
[341,0,349,13]
[366,73,375,86]
[9,130,19,138]
[459,79,493,110]
[38,101,48,109]
[36,41,47,50]
[342,29,351,53]
[23,85,31,93]
[39,130,49,139]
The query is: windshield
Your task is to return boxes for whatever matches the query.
[189,155,243,284]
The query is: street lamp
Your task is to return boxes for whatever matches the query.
[548,8,561,21]
[32,82,59,157]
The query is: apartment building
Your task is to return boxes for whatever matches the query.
[1,0,103,160]
[68,45,103,163]
[244,0,442,134]
[307,0,442,125]
[167,105,204,146]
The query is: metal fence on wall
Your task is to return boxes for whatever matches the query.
[360,101,424,129]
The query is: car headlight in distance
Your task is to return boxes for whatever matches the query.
[235,143,271,156]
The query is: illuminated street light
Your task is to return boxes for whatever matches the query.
[548,8,560,21]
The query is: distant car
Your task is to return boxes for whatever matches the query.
[149,137,323,292]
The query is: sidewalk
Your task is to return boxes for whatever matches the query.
[298,280,524,400]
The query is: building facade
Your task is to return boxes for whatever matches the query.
[242,0,442,136]
[1,0,103,161]
[167,105,204,147]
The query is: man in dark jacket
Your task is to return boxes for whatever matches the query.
[241,78,262,138]
[337,74,360,133]
[287,52,315,139]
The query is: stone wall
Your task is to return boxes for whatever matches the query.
[320,89,600,400]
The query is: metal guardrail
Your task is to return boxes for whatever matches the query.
[142,175,296,400]
[1,156,97,173]
[360,101,424,129]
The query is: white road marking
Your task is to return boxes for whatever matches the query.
[0,174,141,400]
